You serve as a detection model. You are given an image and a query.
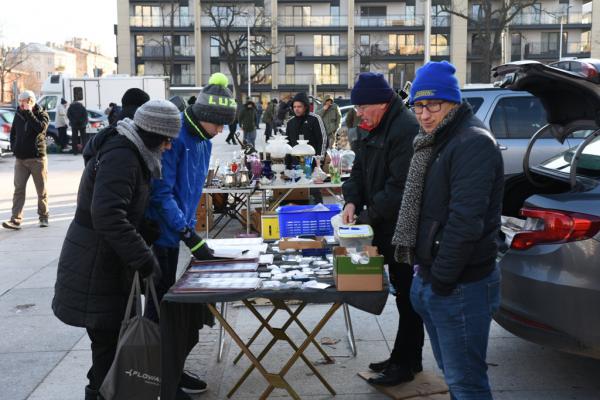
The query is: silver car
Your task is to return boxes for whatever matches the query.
[493,61,600,359]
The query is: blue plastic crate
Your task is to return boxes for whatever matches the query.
[277,204,341,238]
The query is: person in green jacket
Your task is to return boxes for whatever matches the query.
[317,96,341,149]
[261,98,277,141]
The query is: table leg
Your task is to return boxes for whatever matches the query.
[269,188,293,211]
[232,306,278,365]
[246,192,251,234]
[343,303,357,356]
[259,302,342,399]
[217,302,228,362]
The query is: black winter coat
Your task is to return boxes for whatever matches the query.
[285,112,327,156]
[342,95,419,241]
[67,101,88,129]
[52,134,158,330]
[10,105,49,159]
[414,102,504,289]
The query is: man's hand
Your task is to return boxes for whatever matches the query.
[342,203,356,225]
[180,227,215,260]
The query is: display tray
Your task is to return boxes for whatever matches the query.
[189,262,259,273]
[172,272,262,293]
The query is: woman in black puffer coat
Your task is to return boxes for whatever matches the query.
[52,100,182,400]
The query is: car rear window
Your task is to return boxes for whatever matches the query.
[489,96,547,139]
[541,134,600,178]
[0,111,14,124]
[464,97,484,114]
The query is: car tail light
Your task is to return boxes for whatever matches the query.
[90,121,101,128]
[511,208,600,250]
[1,123,10,133]
[581,62,599,80]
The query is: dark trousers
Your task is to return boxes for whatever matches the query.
[226,123,237,143]
[86,327,120,392]
[145,244,180,323]
[376,237,424,367]
[264,123,273,140]
[72,126,87,154]
[57,126,68,148]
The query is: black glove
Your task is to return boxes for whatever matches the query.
[356,209,373,226]
[138,255,161,280]
[431,276,456,297]
[139,218,161,246]
[180,227,214,260]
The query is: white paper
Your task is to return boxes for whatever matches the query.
[302,280,331,290]
[259,254,275,265]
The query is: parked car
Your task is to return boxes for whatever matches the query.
[46,108,108,147]
[548,58,600,83]
[0,107,15,156]
[492,61,600,359]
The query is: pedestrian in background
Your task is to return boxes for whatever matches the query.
[187,95,197,105]
[239,100,257,148]
[341,72,424,386]
[3,90,50,230]
[52,100,181,400]
[105,102,121,125]
[56,98,69,151]
[317,96,341,149]
[145,73,237,400]
[262,98,277,141]
[395,61,503,399]
[344,106,362,152]
[255,100,263,128]
[67,95,88,154]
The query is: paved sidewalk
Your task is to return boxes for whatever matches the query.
[1,127,600,400]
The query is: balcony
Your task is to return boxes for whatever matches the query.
[213,48,272,62]
[171,75,195,86]
[289,45,348,61]
[199,74,272,88]
[278,74,348,87]
[519,41,591,60]
[277,15,348,29]
[129,15,193,30]
[355,14,425,30]
[510,11,592,27]
[138,45,195,59]
[467,44,501,59]
[362,44,425,60]
[200,16,272,31]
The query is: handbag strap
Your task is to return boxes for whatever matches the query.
[144,277,161,319]
[120,272,143,338]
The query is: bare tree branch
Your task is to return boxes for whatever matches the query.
[0,43,31,103]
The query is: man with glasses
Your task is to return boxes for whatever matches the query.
[341,72,424,386]
[393,61,503,399]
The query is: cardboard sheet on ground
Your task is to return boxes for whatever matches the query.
[358,371,449,400]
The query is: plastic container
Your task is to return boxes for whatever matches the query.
[277,204,341,237]
[336,225,374,249]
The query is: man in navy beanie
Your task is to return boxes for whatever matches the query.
[342,72,424,386]
[393,61,503,399]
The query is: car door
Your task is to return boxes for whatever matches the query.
[485,94,572,175]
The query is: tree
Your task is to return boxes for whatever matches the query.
[442,0,538,83]
[146,0,181,85]
[0,43,30,103]
[202,4,279,103]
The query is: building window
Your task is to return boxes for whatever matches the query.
[210,36,220,58]
[135,35,144,57]
[285,35,295,57]
[136,63,145,76]
[284,6,311,27]
[360,63,370,72]
[314,35,340,57]
[541,32,560,54]
[388,63,414,88]
[285,63,295,84]
[314,63,339,85]
[133,5,162,27]
[360,34,370,55]
[360,6,386,17]
[36,71,41,80]
[389,34,417,55]
[210,61,220,74]
[432,4,449,27]
[430,34,449,56]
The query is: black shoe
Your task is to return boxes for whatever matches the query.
[180,370,208,393]
[39,217,49,228]
[367,363,414,387]
[175,387,193,400]
[2,219,21,230]
[370,357,423,374]
[368,358,390,373]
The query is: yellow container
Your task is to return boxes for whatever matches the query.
[261,212,280,240]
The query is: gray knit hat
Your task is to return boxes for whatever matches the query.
[134,99,181,138]
[18,90,36,103]
[191,73,237,125]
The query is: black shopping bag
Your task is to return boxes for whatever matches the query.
[100,272,161,400]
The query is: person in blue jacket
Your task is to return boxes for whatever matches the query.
[145,72,236,400]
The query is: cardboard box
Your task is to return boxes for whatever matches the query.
[261,212,280,240]
[272,188,309,203]
[333,246,384,291]
[279,237,326,250]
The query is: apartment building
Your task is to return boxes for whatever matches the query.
[117,0,600,102]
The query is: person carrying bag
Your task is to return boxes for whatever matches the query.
[100,273,161,400]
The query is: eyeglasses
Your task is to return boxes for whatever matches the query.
[353,104,372,113]
[411,102,444,114]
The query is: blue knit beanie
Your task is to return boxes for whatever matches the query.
[410,61,461,105]
[351,72,395,105]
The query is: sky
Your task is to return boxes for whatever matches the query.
[1,1,118,57]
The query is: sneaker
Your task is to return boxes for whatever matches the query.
[39,218,49,228]
[180,371,208,394]
[175,387,193,400]
[2,220,21,230]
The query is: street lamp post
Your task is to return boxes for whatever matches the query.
[247,23,251,100]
